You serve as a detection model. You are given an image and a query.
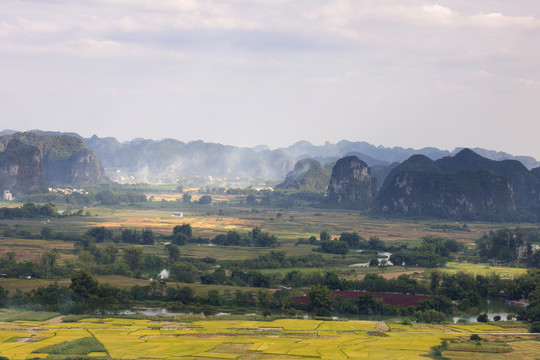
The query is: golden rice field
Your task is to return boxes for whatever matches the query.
[442,262,528,279]
[0,316,538,360]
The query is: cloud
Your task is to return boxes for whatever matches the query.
[517,78,540,88]
[303,1,458,27]
[469,70,493,80]
[469,13,539,28]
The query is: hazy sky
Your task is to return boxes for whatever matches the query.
[1,1,539,158]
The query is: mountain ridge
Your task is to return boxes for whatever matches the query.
[2,130,538,185]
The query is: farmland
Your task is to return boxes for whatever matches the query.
[441,262,528,279]
[0,315,538,360]
[0,198,507,244]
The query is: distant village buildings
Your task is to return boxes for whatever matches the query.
[48,187,88,195]
[3,190,14,201]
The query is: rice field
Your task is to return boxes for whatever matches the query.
[442,262,528,279]
[0,316,537,359]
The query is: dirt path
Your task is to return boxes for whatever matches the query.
[47,316,64,324]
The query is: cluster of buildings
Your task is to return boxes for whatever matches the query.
[48,187,88,195]
[3,190,14,201]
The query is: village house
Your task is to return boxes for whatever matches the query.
[3,190,14,201]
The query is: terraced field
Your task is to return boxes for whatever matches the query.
[0,316,538,359]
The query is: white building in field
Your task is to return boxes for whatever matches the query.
[3,190,14,201]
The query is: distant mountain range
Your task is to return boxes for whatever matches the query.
[2,129,540,221]
[374,149,540,219]
[1,129,539,186]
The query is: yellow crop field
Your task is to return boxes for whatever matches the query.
[317,321,376,331]
[442,262,527,278]
[0,317,538,359]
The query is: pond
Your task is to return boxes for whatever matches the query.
[349,250,393,267]
[452,299,518,323]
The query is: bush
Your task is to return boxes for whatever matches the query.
[401,317,412,326]
[477,313,488,323]
[530,321,540,333]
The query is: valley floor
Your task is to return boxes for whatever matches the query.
[0,314,538,359]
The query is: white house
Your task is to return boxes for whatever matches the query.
[3,190,14,201]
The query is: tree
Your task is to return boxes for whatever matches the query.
[122,229,141,244]
[477,313,489,323]
[206,289,222,306]
[40,250,59,280]
[246,194,257,206]
[172,224,192,245]
[123,246,144,272]
[430,270,443,296]
[318,240,348,254]
[340,232,363,248]
[70,270,99,300]
[356,293,383,315]
[320,230,331,241]
[249,227,278,247]
[142,229,155,245]
[40,227,53,240]
[307,284,332,316]
[198,195,212,205]
[173,224,192,238]
[166,244,181,262]
[368,236,384,250]
[0,286,8,307]
[530,321,540,333]
[182,192,192,203]
[369,258,379,267]
[86,227,112,243]
[212,268,227,284]
[99,244,119,264]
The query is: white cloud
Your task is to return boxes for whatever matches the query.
[469,70,493,80]
[303,1,458,27]
[419,4,457,26]
[469,13,539,28]
[517,78,540,88]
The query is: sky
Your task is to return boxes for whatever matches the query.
[1,0,539,158]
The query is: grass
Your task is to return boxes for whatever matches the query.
[0,309,59,322]
[0,275,261,297]
[1,202,507,245]
[0,237,76,263]
[445,341,512,353]
[33,336,106,355]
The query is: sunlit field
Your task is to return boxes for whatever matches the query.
[0,238,76,263]
[0,315,537,360]
[442,262,528,279]
[2,195,510,241]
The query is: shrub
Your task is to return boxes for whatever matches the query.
[401,317,412,326]
[477,313,488,323]
[530,321,540,333]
